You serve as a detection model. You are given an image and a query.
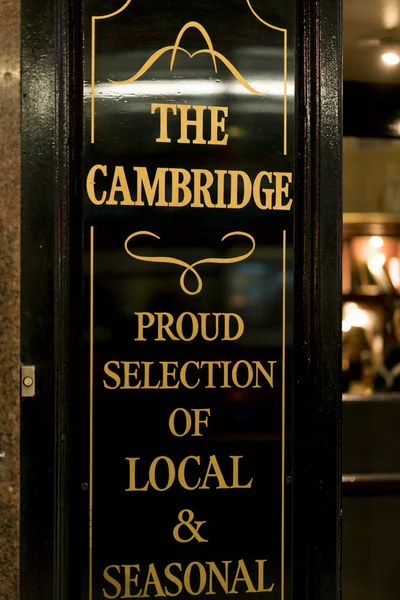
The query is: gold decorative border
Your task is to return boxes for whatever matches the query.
[89,227,287,599]
[89,226,94,600]
[281,229,286,600]
[91,0,133,143]
[90,0,288,154]
[245,0,288,156]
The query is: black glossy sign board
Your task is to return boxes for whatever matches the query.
[84,1,293,598]
[20,1,342,600]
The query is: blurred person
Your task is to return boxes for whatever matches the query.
[342,326,372,393]
[374,306,400,392]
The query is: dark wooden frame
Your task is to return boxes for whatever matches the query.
[21,0,81,599]
[20,1,342,599]
[294,0,342,598]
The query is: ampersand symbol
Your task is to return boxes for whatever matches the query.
[173,509,208,543]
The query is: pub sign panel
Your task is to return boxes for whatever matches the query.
[82,1,294,598]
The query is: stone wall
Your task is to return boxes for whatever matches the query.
[0,1,20,599]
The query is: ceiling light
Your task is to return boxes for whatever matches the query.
[383,3,400,30]
[369,236,384,249]
[382,52,400,65]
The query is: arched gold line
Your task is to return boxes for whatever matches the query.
[245,0,285,32]
[245,0,288,155]
[110,46,266,95]
[91,0,133,143]
[171,21,217,73]
[210,50,264,94]
[94,0,132,20]
[108,46,192,84]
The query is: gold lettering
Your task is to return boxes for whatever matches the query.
[164,563,183,597]
[228,171,251,209]
[87,164,107,205]
[177,105,207,145]
[151,103,177,143]
[191,169,214,208]
[253,171,274,210]
[155,313,179,342]
[176,312,198,342]
[221,361,231,388]
[208,106,229,145]
[180,362,201,390]
[255,560,274,593]
[134,167,168,207]
[103,565,122,599]
[126,458,149,492]
[160,362,179,390]
[205,561,231,595]
[149,456,175,491]
[222,313,244,341]
[142,564,166,598]
[184,562,207,596]
[177,456,201,491]
[231,361,253,389]
[109,166,133,205]
[122,565,142,599]
[143,362,161,390]
[121,361,141,390]
[199,455,229,489]
[104,361,121,389]
[169,168,192,207]
[192,408,211,437]
[273,172,293,210]
[135,312,156,341]
[86,165,294,211]
[253,361,276,388]
[105,559,273,598]
[229,560,256,594]
[201,361,221,389]
[230,456,253,489]
[199,313,220,342]
[169,408,192,437]
[215,170,227,208]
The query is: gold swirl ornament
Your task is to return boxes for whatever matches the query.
[124,231,256,295]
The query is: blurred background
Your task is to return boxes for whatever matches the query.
[342,1,400,598]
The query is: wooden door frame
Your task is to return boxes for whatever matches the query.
[20,1,342,599]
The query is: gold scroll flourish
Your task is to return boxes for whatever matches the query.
[124,231,256,295]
